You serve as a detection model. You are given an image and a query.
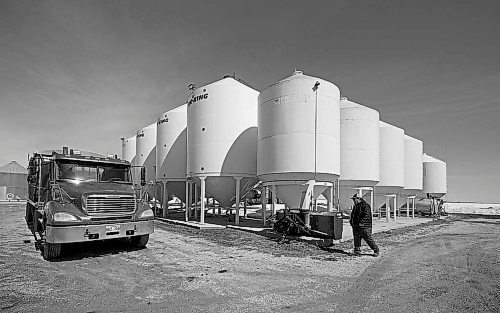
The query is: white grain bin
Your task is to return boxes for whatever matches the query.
[403,135,423,194]
[258,71,341,210]
[156,104,187,202]
[323,98,380,211]
[121,135,136,163]
[0,161,28,199]
[423,153,447,198]
[187,76,259,222]
[399,135,423,204]
[121,135,137,184]
[374,121,405,213]
[136,122,157,193]
[0,186,6,200]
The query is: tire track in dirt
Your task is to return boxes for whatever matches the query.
[333,219,500,313]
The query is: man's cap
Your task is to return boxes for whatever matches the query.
[351,194,360,200]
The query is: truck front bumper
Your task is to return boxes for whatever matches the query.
[45,220,154,244]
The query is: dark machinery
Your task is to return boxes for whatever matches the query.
[267,208,310,243]
[267,208,343,243]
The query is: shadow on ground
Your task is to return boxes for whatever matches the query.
[45,239,145,262]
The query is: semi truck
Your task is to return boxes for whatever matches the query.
[25,148,154,260]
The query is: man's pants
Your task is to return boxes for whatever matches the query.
[353,227,379,253]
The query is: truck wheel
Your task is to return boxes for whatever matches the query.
[42,242,62,261]
[130,234,149,248]
[25,203,34,232]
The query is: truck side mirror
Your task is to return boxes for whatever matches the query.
[140,167,146,186]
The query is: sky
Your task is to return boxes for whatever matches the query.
[0,0,499,202]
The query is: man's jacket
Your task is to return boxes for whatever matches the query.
[350,199,373,229]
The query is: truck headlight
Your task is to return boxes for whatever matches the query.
[53,212,80,222]
[139,209,154,219]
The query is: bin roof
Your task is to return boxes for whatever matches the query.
[0,161,27,174]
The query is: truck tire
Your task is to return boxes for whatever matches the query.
[130,234,149,248]
[42,242,62,261]
[25,203,34,232]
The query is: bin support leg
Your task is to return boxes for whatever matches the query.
[185,181,190,222]
[163,186,168,218]
[386,196,390,222]
[194,183,198,220]
[406,198,410,217]
[235,177,241,225]
[327,186,331,212]
[261,185,267,226]
[331,185,335,212]
[412,198,415,219]
[200,177,206,224]
[243,200,247,218]
[370,189,374,214]
[393,196,397,221]
[271,184,276,216]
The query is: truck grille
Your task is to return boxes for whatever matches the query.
[85,194,136,216]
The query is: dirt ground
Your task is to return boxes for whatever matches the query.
[1,203,499,313]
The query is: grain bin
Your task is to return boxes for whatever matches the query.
[399,135,423,213]
[0,186,6,200]
[323,98,380,212]
[156,104,187,207]
[423,153,447,198]
[121,135,136,163]
[187,76,259,224]
[136,122,157,195]
[258,71,340,212]
[403,135,423,193]
[121,135,137,184]
[0,161,27,199]
[374,121,405,218]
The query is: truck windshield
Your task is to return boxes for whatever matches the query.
[57,162,131,183]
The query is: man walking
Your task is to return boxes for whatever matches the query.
[350,194,379,257]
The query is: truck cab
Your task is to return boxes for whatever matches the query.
[25,148,154,260]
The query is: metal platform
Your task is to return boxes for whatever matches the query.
[155,217,226,229]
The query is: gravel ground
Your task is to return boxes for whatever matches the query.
[0,203,498,313]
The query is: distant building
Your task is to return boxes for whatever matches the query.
[0,161,28,200]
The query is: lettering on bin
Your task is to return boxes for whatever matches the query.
[188,93,209,106]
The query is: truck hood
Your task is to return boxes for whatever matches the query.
[57,180,135,206]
